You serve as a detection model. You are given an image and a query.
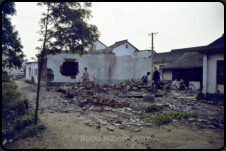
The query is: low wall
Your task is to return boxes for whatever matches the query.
[45,52,152,87]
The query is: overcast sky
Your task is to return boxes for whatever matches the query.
[9,2,224,61]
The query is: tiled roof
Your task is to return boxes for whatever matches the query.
[152,51,185,63]
[171,46,207,53]
[160,52,203,69]
[107,39,140,51]
[152,45,206,63]
[199,34,224,53]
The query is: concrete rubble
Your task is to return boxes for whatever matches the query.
[27,79,224,132]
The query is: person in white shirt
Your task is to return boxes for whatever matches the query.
[83,67,89,82]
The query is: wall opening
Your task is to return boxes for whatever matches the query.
[60,59,79,78]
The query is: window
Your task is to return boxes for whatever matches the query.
[172,68,202,81]
[60,59,79,78]
[126,45,128,48]
[29,68,31,76]
[217,60,224,85]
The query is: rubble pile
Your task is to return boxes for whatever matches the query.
[117,79,151,91]
[56,79,151,98]
[56,81,119,98]
[25,79,224,130]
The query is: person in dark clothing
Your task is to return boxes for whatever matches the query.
[142,72,151,83]
[151,66,160,93]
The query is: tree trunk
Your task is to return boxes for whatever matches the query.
[35,3,50,125]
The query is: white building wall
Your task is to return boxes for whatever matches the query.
[112,42,136,56]
[162,69,172,81]
[189,81,201,92]
[135,50,153,57]
[202,53,208,96]
[25,64,31,80]
[94,41,107,51]
[45,52,152,85]
[25,62,38,83]
[206,53,224,94]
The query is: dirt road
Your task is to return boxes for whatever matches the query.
[3,80,224,149]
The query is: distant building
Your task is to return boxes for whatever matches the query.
[199,34,224,100]
[161,52,203,91]
[25,61,38,83]
[86,40,108,52]
[98,39,140,56]
[2,57,27,76]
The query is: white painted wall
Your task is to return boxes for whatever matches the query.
[25,62,38,83]
[202,53,224,94]
[112,42,136,56]
[189,81,200,92]
[111,55,152,82]
[94,41,107,51]
[162,69,172,81]
[135,50,152,57]
[45,52,152,85]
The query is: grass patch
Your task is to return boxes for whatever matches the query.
[153,112,198,125]
[143,103,164,113]
[25,80,36,85]
[138,111,198,125]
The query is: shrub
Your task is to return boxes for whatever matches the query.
[2,71,10,82]
[143,103,164,113]
[2,82,46,141]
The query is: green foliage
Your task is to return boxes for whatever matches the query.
[153,111,198,125]
[143,103,164,113]
[137,111,198,126]
[2,82,46,141]
[36,2,100,58]
[25,80,36,85]
[2,71,11,82]
[2,2,25,70]
[153,113,172,125]
[138,113,146,120]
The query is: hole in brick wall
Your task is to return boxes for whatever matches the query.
[60,60,79,78]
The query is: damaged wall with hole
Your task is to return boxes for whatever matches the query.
[39,51,152,87]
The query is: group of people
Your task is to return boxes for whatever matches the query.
[83,66,160,94]
[142,66,160,94]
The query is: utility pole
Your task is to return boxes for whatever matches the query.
[148,32,158,87]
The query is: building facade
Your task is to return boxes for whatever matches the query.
[38,51,152,88]
[199,34,224,100]
[25,61,38,83]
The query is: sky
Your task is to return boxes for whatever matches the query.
[9,2,224,61]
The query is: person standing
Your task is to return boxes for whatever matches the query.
[83,67,89,82]
[142,72,151,83]
[151,66,160,94]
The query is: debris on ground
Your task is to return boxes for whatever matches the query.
[25,79,224,131]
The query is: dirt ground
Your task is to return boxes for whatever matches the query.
[3,80,225,149]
